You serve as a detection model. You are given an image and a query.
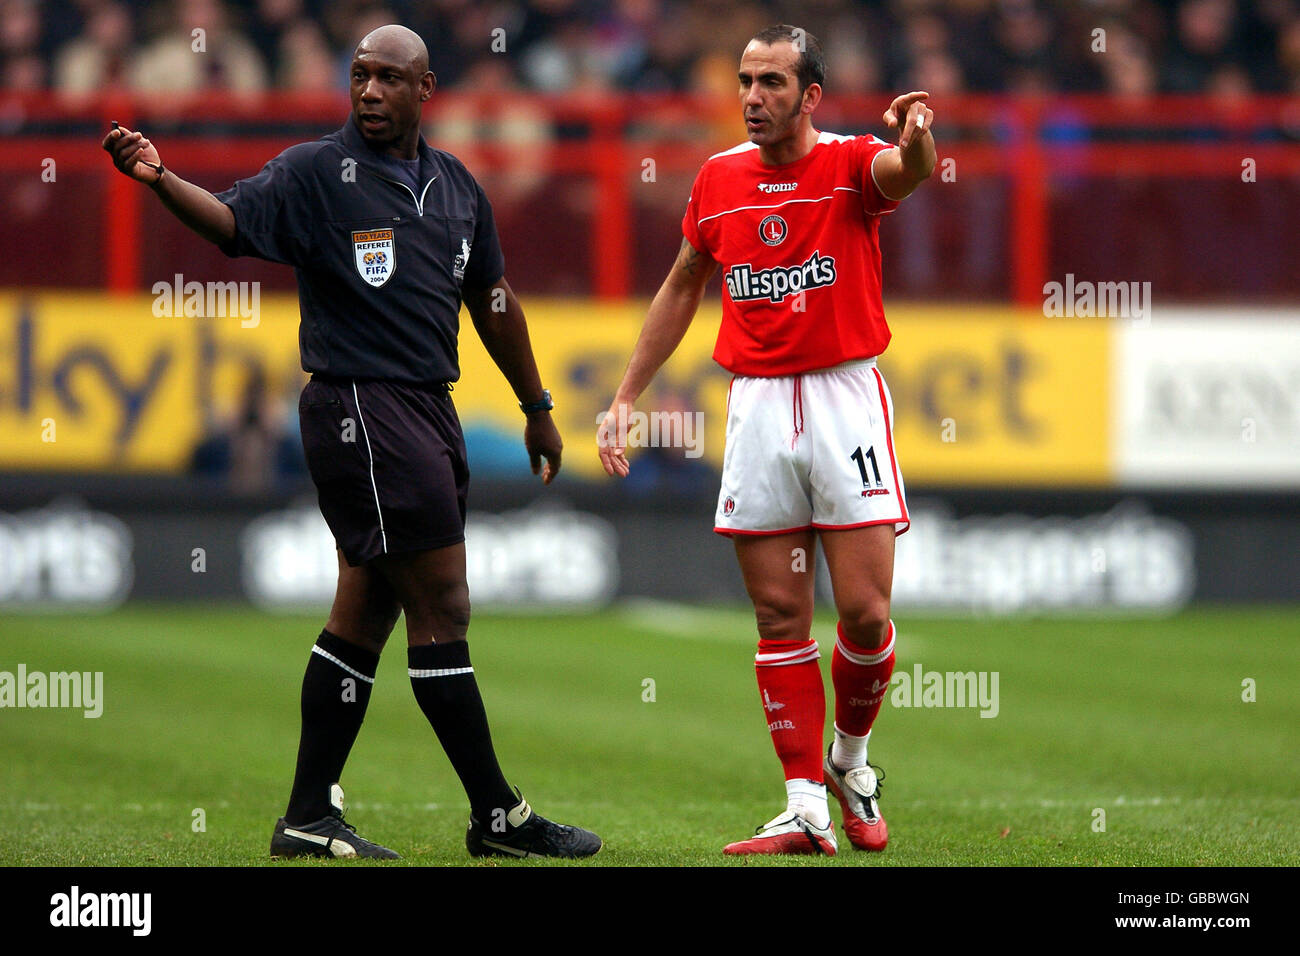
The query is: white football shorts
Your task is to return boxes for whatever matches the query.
[713,357,910,536]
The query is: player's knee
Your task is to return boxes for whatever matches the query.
[752,597,812,643]
[837,597,892,649]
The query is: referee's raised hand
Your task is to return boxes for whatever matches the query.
[99,122,234,245]
[102,123,165,184]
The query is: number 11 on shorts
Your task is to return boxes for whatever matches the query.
[851,444,883,488]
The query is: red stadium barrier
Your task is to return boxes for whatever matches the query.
[1,91,1297,302]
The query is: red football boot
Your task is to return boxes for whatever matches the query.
[723,810,837,856]
[824,747,888,851]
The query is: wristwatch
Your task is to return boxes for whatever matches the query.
[519,388,554,414]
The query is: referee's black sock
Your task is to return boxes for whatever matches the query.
[408,641,517,823]
[284,630,378,824]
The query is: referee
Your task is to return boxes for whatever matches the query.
[103,24,601,860]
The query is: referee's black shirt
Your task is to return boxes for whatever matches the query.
[215,117,505,386]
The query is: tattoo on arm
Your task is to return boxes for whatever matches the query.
[675,238,702,277]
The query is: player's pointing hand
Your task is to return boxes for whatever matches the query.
[102,122,165,184]
[883,91,934,150]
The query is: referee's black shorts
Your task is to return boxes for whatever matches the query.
[298,374,469,566]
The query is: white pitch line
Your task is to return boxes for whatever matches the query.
[899,796,1266,810]
[617,598,930,657]
[8,800,443,813]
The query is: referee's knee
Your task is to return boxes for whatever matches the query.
[405,582,471,645]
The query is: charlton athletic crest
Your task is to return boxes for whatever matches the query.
[758,215,787,246]
[723,496,736,516]
[353,228,395,287]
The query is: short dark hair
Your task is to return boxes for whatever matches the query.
[750,24,826,93]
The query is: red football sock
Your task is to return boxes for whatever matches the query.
[832,620,896,738]
[754,638,826,782]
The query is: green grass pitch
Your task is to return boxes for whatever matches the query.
[2,603,1296,866]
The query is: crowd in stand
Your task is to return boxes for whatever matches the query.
[1,0,1297,98]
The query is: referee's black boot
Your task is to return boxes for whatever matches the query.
[271,783,400,860]
[466,792,602,859]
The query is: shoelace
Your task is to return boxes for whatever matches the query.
[330,811,359,835]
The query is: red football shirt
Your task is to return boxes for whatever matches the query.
[682,131,901,377]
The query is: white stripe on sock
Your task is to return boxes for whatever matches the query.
[754,640,820,666]
[311,645,375,684]
[408,666,475,678]
[836,621,895,666]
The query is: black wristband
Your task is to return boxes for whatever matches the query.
[519,388,553,414]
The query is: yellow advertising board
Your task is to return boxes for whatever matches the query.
[0,292,303,472]
[0,293,1110,485]
[880,309,1111,485]
[447,303,1113,487]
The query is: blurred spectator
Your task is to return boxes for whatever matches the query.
[886,11,953,90]
[620,384,717,497]
[275,18,338,90]
[247,0,310,67]
[993,0,1053,90]
[592,0,658,88]
[946,0,1003,91]
[426,55,553,197]
[132,0,269,92]
[892,40,1007,295]
[1280,15,1300,93]
[53,2,136,93]
[1097,25,1160,96]
[3,0,1296,98]
[1163,0,1243,91]
[191,363,304,494]
[625,1,702,90]
[1,0,46,90]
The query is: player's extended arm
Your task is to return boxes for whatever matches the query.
[463,276,562,484]
[597,236,718,478]
[871,91,937,201]
[101,124,235,246]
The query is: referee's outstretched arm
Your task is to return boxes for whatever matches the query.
[463,277,563,485]
[101,123,235,246]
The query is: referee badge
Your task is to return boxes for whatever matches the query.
[353,229,395,287]
[453,237,472,281]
